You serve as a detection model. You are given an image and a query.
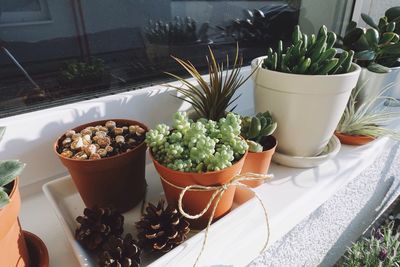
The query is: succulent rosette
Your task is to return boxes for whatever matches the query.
[146,112,248,172]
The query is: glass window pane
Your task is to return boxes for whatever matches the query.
[0,0,354,118]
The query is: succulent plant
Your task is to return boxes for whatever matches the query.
[145,112,248,172]
[385,6,400,34]
[145,16,209,45]
[336,84,400,139]
[342,222,400,267]
[219,7,297,45]
[165,44,256,121]
[262,25,354,75]
[241,112,277,152]
[0,127,25,208]
[341,8,400,73]
[60,58,107,84]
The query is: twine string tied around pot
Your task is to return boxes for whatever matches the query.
[159,172,273,266]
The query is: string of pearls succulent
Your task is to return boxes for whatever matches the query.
[146,112,248,172]
[59,121,146,160]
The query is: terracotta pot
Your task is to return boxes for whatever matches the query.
[240,136,277,187]
[150,151,247,229]
[55,119,148,213]
[335,131,375,146]
[23,231,49,267]
[0,178,31,267]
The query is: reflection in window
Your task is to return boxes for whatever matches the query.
[0,0,351,118]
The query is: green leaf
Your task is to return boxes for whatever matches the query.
[343,28,364,47]
[355,50,376,61]
[381,43,400,54]
[361,13,378,29]
[0,127,5,143]
[0,188,10,208]
[0,160,25,187]
[367,62,391,73]
[365,28,379,47]
[385,7,400,22]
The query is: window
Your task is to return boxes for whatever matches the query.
[0,0,354,118]
[0,0,51,25]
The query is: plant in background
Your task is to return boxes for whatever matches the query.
[342,222,400,267]
[145,16,209,45]
[336,84,400,139]
[262,25,354,75]
[241,112,277,152]
[60,58,108,85]
[0,127,25,208]
[385,6,400,34]
[165,45,256,121]
[341,8,400,73]
[145,112,248,172]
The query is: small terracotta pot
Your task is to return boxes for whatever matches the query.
[24,231,49,267]
[335,131,375,146]
[55,119,148,213]
[0,178,31,267]
[240,136,277,187]
[150,151,247,229]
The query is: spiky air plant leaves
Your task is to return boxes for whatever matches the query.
[165,44,256,121]
[336,82,400,139]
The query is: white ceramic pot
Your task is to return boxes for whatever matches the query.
[357,66,400,104]
[252,56,361,157]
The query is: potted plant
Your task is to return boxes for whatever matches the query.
[146,112,248,229]
[54,119,148,213]
[0,127,49,267]
[335,86,400,146]
[340,7,400,103]
[253,25,361,157]
[143,16,211,64]
[59,58,111,91]
[240,111,277,187]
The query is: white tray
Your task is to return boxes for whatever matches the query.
[43,137,391,267]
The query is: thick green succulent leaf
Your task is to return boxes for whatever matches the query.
[367,63,391,73]
[0,127,5,143]
[380,42,400,54]
[346,21,357,34]
[343,28,364,47]
[365,28,379,47]
[0,160,25,187]
[246,140,263,153]
[355,50,376,61]
[0,188,10,208]
[361,13,378,29]
[385,7,400,22]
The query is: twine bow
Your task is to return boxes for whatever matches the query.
[159,172,272,266]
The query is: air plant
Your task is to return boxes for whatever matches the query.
[342,222,400,267]
[165,44,256,121]
[263,25,354,75]
[336,83,400,139]
[241,112,277,152]
[341,8,400,73]
[0,127,25,208]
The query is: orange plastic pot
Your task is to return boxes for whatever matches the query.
[0,178,30,267]
[240,136,277,188]
[151,151,247,229]
[24,231,49,267]
[55,119,148,213]
[335,131,375,146]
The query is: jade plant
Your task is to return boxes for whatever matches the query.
[60,58,108,85]
[145,16,209,45]
[145,112,248,172]
[241,112,277,152]
[341,8,400,73]
[0,127,25,208]
[165,45,256,121]
[336,85,400,139]
[262,25,354,75]
[342,222,400,267]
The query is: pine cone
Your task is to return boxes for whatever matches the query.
[99,234,141,267]
[75,207,124,250]
[136,199,190,253]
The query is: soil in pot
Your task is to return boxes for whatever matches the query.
[55,119,148,213]
[335,131,375,146]
[0,178,31,267]
[151,151,247,230]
